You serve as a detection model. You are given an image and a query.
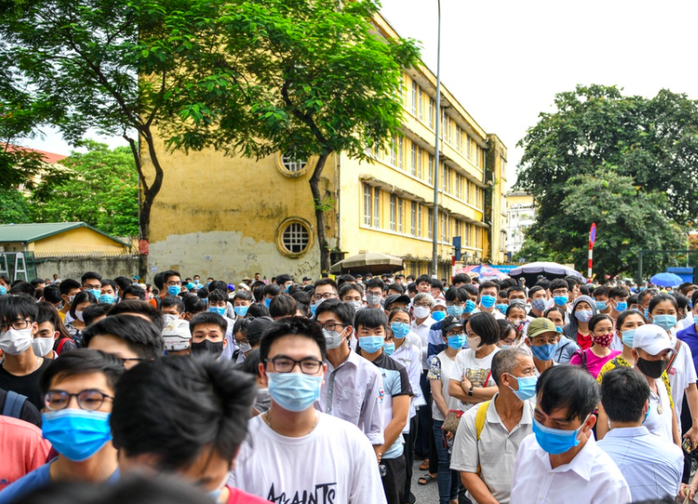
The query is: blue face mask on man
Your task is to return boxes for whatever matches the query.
[532,416,587,455]
[615,301,627,312]
[267,373,322,412]
[447,334,466,350]
[168,285,181,296]
[447,305,464,318]
[358,336,385,354]
[431,311,446,322]
[530,343,557,362]
[88,289,101,299]
[480,295,496,309]
[98,294,115,304]
[209,306,226,316]
[234,305,249,317]
[553,296,568,307]
[42,409,113,462]
[506,373,538,401]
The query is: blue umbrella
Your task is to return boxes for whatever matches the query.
[650,272,683,287]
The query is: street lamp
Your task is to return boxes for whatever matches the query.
[431,0,441,278]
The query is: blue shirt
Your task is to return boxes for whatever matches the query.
[596,426,683,502]
[0,459,120,504]
[677,323,698,380]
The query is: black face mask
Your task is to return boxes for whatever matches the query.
[636,357,668,379]
[191,339,224,358]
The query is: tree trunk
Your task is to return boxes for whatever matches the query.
[309,151,332,274]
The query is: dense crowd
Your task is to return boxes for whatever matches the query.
[0,270,697,504]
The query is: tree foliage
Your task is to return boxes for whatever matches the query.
[515,84,698,278]
[0,187,32,224]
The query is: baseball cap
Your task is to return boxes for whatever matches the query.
[632,324,675,356]
[162,319,192,352]
[434,298,447,309]
[384,294,411,309]
[526,318,558,339]
[442,315,465,335]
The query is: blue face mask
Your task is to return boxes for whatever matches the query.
[88,289,101,299]
[574,310,593,323]
[531,299,548,312]
[554,296,568,307]
[447,305,464,318]
[464,300,476,314]
[644,308,649,318]
[616,301,627,312]
[447,334,466,350]
[643,404,650,424]
[390,322,410,340]
[595,301,607,312]
[653,314,677,331]
[98,294,115,304]
[384,342,395,356]
[234,305,249,317]
[507,374,538,402]
[0,285,7,295]
[267,373,322,412]
[530,343,556,361]
[168,285,181,296]
[359,336,385,353]
[495,303,509,315]
[264,298,271,308]
[554,326,563,334]
[310,302,318,315]
[209,306,226,316]
[431,311,446,322]
[285,284,291,292]
[42,409,112,462]
[480,295,496,309]
[532,417,585,455]
[621,329,635,348]
[694,315,698,327]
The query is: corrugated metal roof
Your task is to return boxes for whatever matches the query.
[0,222,129,247]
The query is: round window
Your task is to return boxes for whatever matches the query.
[281,154,307,173]
[281,222,310,254]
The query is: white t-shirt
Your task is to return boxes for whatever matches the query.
[427,350,461,421]
[643,376,674,444]
[231,413,387,504]
[449,348,499,412]
[667,338,697,429]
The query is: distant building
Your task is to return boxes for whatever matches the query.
[505,191,536,257]
[0,222,130,255]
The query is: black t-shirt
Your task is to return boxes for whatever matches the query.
[0,358,52,411]
[0,387,43,427]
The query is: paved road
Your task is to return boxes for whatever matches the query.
[409,460,440,504]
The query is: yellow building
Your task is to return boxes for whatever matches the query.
[0,222,130,255]
[146,14,507,281]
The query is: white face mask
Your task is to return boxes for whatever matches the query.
[31,337,55,357]
[322,328,346,350]
[238,342,252,354]
[413,306,431,319]
[0,328,34,355]
[466,335,482,351]
[75,310,85,322]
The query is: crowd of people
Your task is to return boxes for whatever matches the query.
[1,269,698,504]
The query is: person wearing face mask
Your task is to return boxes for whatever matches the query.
[310,278,340,316]
[524,318,561,377]
[527,286,549,319]
[452,348,536,504]
[314,299,385,451]
[185,312,229,360]
[57,278,81,323]
[542,307,579,363]
[231,317,387,503]
[427,316,466,504]
[607,286,630,323]
[161,318,192,356]
[591,286,613,317]
[0,297,52,411]
[0,349,124,504]
[64,290,97,346]
[149,270,182,310]
[510,365,631,504]
[339,282,365,313]
[647,294,698,453]
[477,281,504,320]
[364,278,386,310]
[427,287,474,362]
[562,295,598,351]
[83,315,163,370]
[505,303,527,338]
[596,367,684,502]
[206,290,237,361]
[549,279,572,321]
[33,302,70,360]
[569,314,620,379]
[356,309,413,504]
[80,271,103,305]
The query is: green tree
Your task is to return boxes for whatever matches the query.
[166,0,421,272]
[0,187,33,224]
[32,142,139,237]
[515,84,698,277]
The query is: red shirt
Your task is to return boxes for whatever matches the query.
[577,332,592,350]
[0,416,52,491]
[226,485,271,504]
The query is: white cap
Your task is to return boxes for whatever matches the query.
[434,298,447,308]
[238,283,251,291]
[632,324,674,356]
[162,319,192,352]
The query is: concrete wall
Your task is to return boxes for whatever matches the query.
[35,255,139,281]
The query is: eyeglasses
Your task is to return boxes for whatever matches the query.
[166,281,182,286]
[266,357,323,374]
[447,331,465,337]
[552,290,568,296]
[0,318,32,332]
[319,322,345,332]
[314,292,337,300]
[413,302,431,308]
[44,389,114,411]
[447,301,465,307]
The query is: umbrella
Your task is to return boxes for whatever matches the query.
[330,253,404,275]
[650,272,684,287]
[508,261,585,285]
[455,264,509,280]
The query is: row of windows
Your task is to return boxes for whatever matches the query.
[362,184,484,248]
[405,76,485,169]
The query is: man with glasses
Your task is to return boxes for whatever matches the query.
[315,299,385,450]
[549,279,572,323]
[0,296,51,410]
[231,317,386,503]
[82,314,163,369]
[310,278,339,315]
[0,349,124,503]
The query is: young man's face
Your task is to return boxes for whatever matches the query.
[260,335,326,387]
[313,284,338,302]
[101,285,115,297]
[83,278,102,293]
[45,371,114,414]
[62,288,81,307]
[87,334,144,369]
[430,286,441,299]
[340,289,363,303]
[480,286,498,300]
[508,290,526,302]
[161,305,183,318]
[36,321,59,342]
[533,400,594,443]
[417,281,431,293]
[208,299,226,309]
[233,298,252,307]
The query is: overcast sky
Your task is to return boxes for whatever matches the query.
[24,0,698,190]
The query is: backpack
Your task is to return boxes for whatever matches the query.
[474,400,491,476]
[2,390,27,419]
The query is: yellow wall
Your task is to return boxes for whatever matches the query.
[0,227,128,255]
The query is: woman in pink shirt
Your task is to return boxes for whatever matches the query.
[570,314,620,378]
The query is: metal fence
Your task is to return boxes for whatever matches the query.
[0,252,38,282]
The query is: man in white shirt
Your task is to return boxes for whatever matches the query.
[510,365,631,504]
[410,292,435,465]
[597,366,683,502]
[231,317,386,504]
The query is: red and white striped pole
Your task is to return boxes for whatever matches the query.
[588,223,597,281]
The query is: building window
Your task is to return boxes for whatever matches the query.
[440,212,446,242]
[411,202,416,236]
[398,137,404,169]
[390,137,397,166]
[441,163,446,191]
[417,89,423,121]
[281,153,307,173]
[411,81,417,115]
[390,194,396,231]
[467,137,472,160]
[398,199,404,233]
[373,188,380,228]
[363,184,371,226]
[428,208,433,239]
[417,205,422,236]
[411,144,417,176]
[280,221,310,254]
[428,98,434,128]
[416,147,422,178]
[428,154,434,185]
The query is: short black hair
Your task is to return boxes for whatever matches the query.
[549,279,568,293]
[42,284,62,305]
[153,272,164,290]
[537,365,600,422]
[246,303,270,318]
[276,274,293,286]
[111,357,255,471]
[208,281,228,295]
[233,290,253,303]
[161,270,181,285]
[478,281,499,294]
[430,279,443,292]
[648,293,677,314]
[0,295,39,324]
[507,285,526,298]
[388,283,405,294]
[527,285,544,298]
[207,289,228,304]
[415,275,432,286]
[83,303,111,326]
[313,278,338,292]
[315,298,355,327]
[122,284,146,300]
[101,279,117,292]
[9,281,34,296]
[354,308,388,332]
[269,295,298,319]
[505,303,526,318]
[608,286,629,299]
[462,284,479,297]
[114,276,132,293]
[58,278,81,296]
[467,312,500,345]
[189,312,227,335]
[82,314,164,361]
[246,316,274,347]
[108,300,163,329]
[183,294,206,315]
[39,348,124,395]
[406,283,418,295]
[600,367,649,424]
[365,278,385,291]
[453,273,471,285]
[161,295,185,314]
[81,271,102,285]
[259,317,326,361]
[235,348,263,377]
[592,286,609,299]
[339,282,364,299]
[290,290,311,307]
[264,283,282,297]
